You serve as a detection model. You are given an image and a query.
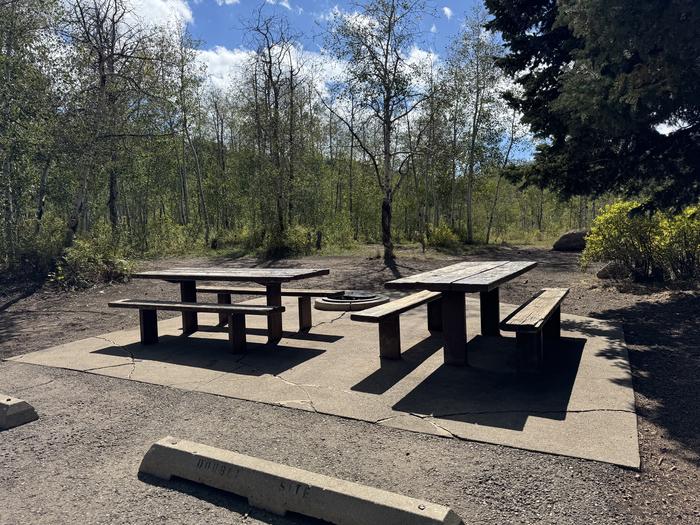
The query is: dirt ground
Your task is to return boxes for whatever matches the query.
[1,245,698,524]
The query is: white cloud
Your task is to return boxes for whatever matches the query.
[266,0,292,10]
[129,0,193,25]
[430,23,437,33]
[216,0,240,4]
[442,6,453,20]
[198,46,253,90]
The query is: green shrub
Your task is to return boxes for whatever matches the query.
[428,222,460,249]
[582,201,700,282]
[143,217,194,256]
[324,216,356,249]
[13,213,66,276]
[51,232,133,289]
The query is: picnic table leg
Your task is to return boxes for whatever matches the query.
[298,296,312,332]
[427,297,443,333]
[139,309,158,345]
[480,288,500,336]
[217,292,232,327]
[266,282,283,344]
[229,314,247,353]
[441,291,468,366]
[179,280,198,335]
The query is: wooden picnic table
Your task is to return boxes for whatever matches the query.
[385,261,537,365]
[133,267,330,343]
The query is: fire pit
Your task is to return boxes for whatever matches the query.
[314,290,390,311]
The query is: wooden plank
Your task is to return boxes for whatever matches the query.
[385,261,526,292]
[501,288,569,331]
[198,286,342,298]
[452,261,537,291]
[109,299,284,316]
[350,290,441,322]
[385,261,484,285]
[133,268,330,283]
[384,261,496,289]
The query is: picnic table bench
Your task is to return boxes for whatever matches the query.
[197,286,342,331]
[500,288,569,369]
[351,290,442,359]
[109,299,284,353]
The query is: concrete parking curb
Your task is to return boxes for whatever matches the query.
[0,394,38,430]
[139,436,463,525]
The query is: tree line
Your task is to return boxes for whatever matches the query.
[0,0,603,273]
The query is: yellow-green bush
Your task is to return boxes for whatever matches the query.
[582,201,700,281]
[262,225,315,258]
[428,222,460,250]
[142,217,195,256]
[658,206,700,280]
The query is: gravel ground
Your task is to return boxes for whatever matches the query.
[1,245,698,524]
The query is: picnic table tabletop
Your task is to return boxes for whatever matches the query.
[385,261,537,293]
[133,267,331,283]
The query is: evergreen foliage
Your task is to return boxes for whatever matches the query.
[485,0,700,209]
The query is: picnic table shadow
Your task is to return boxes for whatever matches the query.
[93,335,326,377]
[385,335,586,432]
[196,325,344,344]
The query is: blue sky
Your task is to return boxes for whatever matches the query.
[159,0,483,58]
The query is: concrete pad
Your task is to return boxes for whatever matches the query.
[8,297,640,468]
[139,436,464,525]
[1,394,38,430]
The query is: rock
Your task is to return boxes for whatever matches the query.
[553,230,588,252]
[597,261,628,279]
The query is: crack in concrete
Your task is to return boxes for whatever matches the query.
[309,310,348,330]
[432,407,637,418]
[375,406,635,439]
[272,374,319,413]
[92,336,138,380]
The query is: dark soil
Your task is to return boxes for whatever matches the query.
[1,245,698,524]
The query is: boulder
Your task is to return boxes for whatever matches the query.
[553,230,588,252]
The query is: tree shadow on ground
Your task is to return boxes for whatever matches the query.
[391,335,585,432]
[591,291,700,465]
[94,335,325,377]
[138,473,328,524]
